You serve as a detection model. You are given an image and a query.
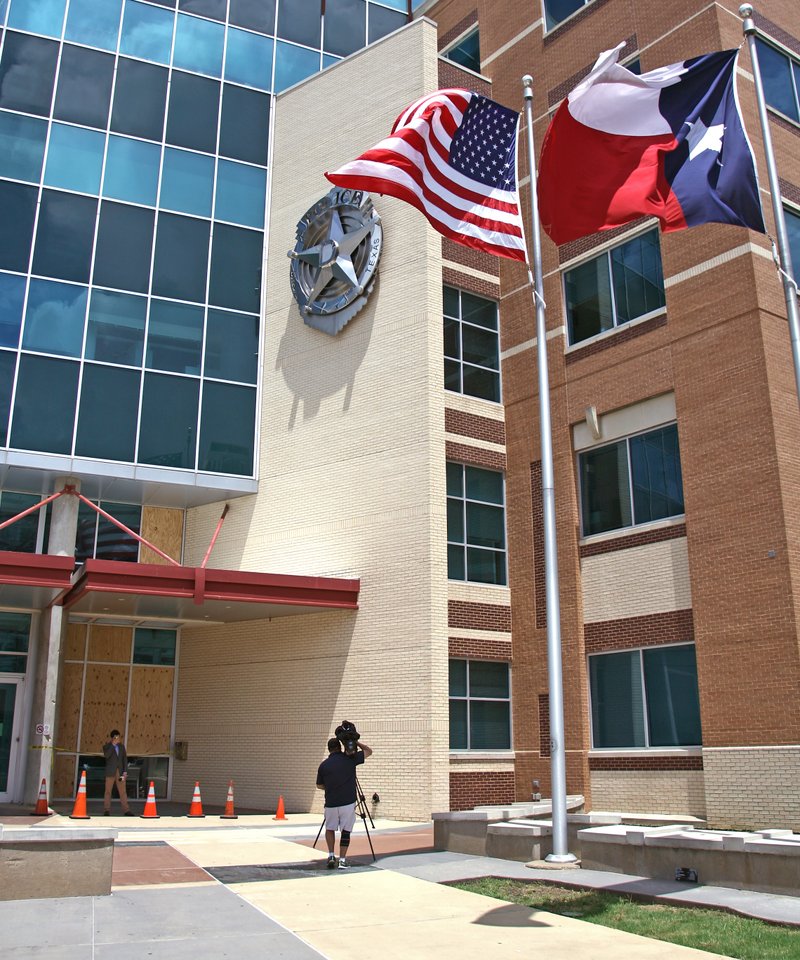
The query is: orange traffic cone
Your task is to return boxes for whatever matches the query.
[141,780,160,819]
[273,795,287,820]
[188,781,205,818]
[69,770,90,820]
[220,780,238,819]
[32,777,50,816]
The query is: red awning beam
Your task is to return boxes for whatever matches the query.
[201,504,229,569]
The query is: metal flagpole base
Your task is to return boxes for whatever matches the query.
[544,852,579,865]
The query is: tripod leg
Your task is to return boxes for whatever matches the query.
[313,815,325,850]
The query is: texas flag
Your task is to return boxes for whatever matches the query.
[537,45,765,244]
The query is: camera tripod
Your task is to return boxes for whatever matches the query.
[314,772,376,863]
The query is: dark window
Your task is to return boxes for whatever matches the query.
[178,0,226,19]
[73,499,141,562]
[368,4,406,43]
[75,364,139,462]
[33,191,97,285]
[0,612,31,675]
[0,181,37,272]
[219,84,270,165]
[443,28,480,73]
[277,0,320,47]
[151,213,210,303]
[85,290,146,366]
[166,71,219,153]
[755,39,799,123]
[544,0,587,31]
[146,299,203,374]
[199,381,256,475]
[111,58,168,142]
[324,0,365,57]
[53,44,114,130]
[209,224,262,313]
[0,111,47,183]
[0,492,38,553]
[133,628,176,665]
[590,645,701,748]
[11,354,79,454]
[443,286,500,402]
[447,462,506,585]
[449,659,511,750]
[0,351,16,446]
[138,372,199,469]
[93,202,155,294]
[22,279,88,358]
[787,206,800,277]
[0,273,25,348]
[205,309,258,383]
[229,0,275,34]
[0,32,59,116]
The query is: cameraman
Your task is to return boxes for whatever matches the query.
[316,732,372,869]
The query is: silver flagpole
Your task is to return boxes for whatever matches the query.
[522,75,576,863]
[740,5,800,411]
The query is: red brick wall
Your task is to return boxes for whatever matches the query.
[449,771,515,810]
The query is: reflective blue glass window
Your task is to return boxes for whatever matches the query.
[229,0,275,34]
[0,181,36,272]
[152,214,210,303]
[0,32,59,116]
[166,72,219,152]
[277,0,320,47]
[0,111,47,182]
[219,84,269,165]
[146,299,203,374]
[22,279,87,357]
[325,0,364,57]
[75,363,139,462]
[788,207,800,278]
[369,3,406,42]
[44,123,105,194]
[86,290,146,365]
[0,494,38,553]
[225,27,273,91]
[11,354,79,454]
[138,372,199,468]
[322,54,340,70]
[33,191,97,284]
[205,309,258,383]
[120,0,173,64]
[93,202,155,294]
[178,0,224,18]
[375,0,409,9]
[199,381,255,475]
[104,136,160,206]
[0,352,16,446]
[54,45,114,129]
[274,40,319,93]
[7,0,65,37]
[0,273,24,348]
[111,58,168,141]
[65,0,122,52]
[173,12,223,75]
[215,160,266,228]
[160,148,213,217]
[209,224,261,313]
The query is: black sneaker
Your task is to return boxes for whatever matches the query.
[103,811,110,816]
[326,854,336,869]
[124,811,134,816]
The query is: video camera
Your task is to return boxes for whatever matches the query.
[334,719,360,756]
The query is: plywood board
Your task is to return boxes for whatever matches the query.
[53,752,77,799]
[140,506,183,565]
[57,661,84,752]
[127,666,174,755]
[88,624,132,664]
[64,622,87,660]
[80,664,130,754]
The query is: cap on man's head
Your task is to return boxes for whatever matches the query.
[327,737,341,752]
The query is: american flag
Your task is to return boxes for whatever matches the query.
[325,89,527,262]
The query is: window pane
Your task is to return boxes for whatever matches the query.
[449,659,467,696]
[22,278,87,357]
[33,191,97,284]
[209,223,262,312]
[0,351,15,444]
[469,661,508,698]
[0,654,27,671]
[0,181,37,272]
[466,502,504,549]
[447,496,464,543]
[580,440,632,536]
[11,354,78,453]
[0,32,59,116]
[643,645,702,746]
[95,502,140,560]
[590,651,646,748]
[470,701,510,749]
[178,0,225,21]
[7,0,65,37]
[610,230,665,324]
[756,39,799,121]
[443,285,459,317]
[444,29,479,73]
[166,71,219,152]
[229,0,275,34]
[152,213,210,303]
[160,147,214,217]
[461,324,498,369]
[274,40,319,93]
[545,0,584,31]
[219,84,270,165]
[277,0,320,47]
[466,546,506,585]
[133,627,176,665]
[75,363,139,461]
[630,424,684,524]
[0,612,31,651]
[173,12,224,76]
[0,272,25,347]
[54,44,115,129]
[444,358,460,391]
[324,0,365,57]
[66,0,123,52]
[86,289,146,365]
[44,123,105,194]
[449,699,467,749]
[566,253,613,344]
[138,372,199,468]
[465,466,503,504]
[205,309,258,382]
[111,58,168,142]
[0,110,47,182]
[146,299,203,374]
[215,159,266,227]
[104,136,161,206]
[461,291,497,330]
[368,4,405,43]
[446,462,463,496]
[447,542,465,581]
[120,0,174,64]
[198,380,256,475]
[93,201,155,294]
[0,492,38,552]
[462,364,499,402]
[225,27,273,91]
[73,499,97,561]
[787,207,799,278]
[443,316,459,359]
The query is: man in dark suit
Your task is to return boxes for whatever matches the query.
[102,729,133,816]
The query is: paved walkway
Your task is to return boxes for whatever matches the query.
[1,807,798,959]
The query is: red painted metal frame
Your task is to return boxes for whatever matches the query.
[0,550,74,588]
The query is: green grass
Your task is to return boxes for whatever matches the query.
[451,878,800,960]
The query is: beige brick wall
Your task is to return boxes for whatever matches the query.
[590,770,706,818]
[175,21,449,820]
[703,747,800,830]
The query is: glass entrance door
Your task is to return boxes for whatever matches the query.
[0,680,22,801]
